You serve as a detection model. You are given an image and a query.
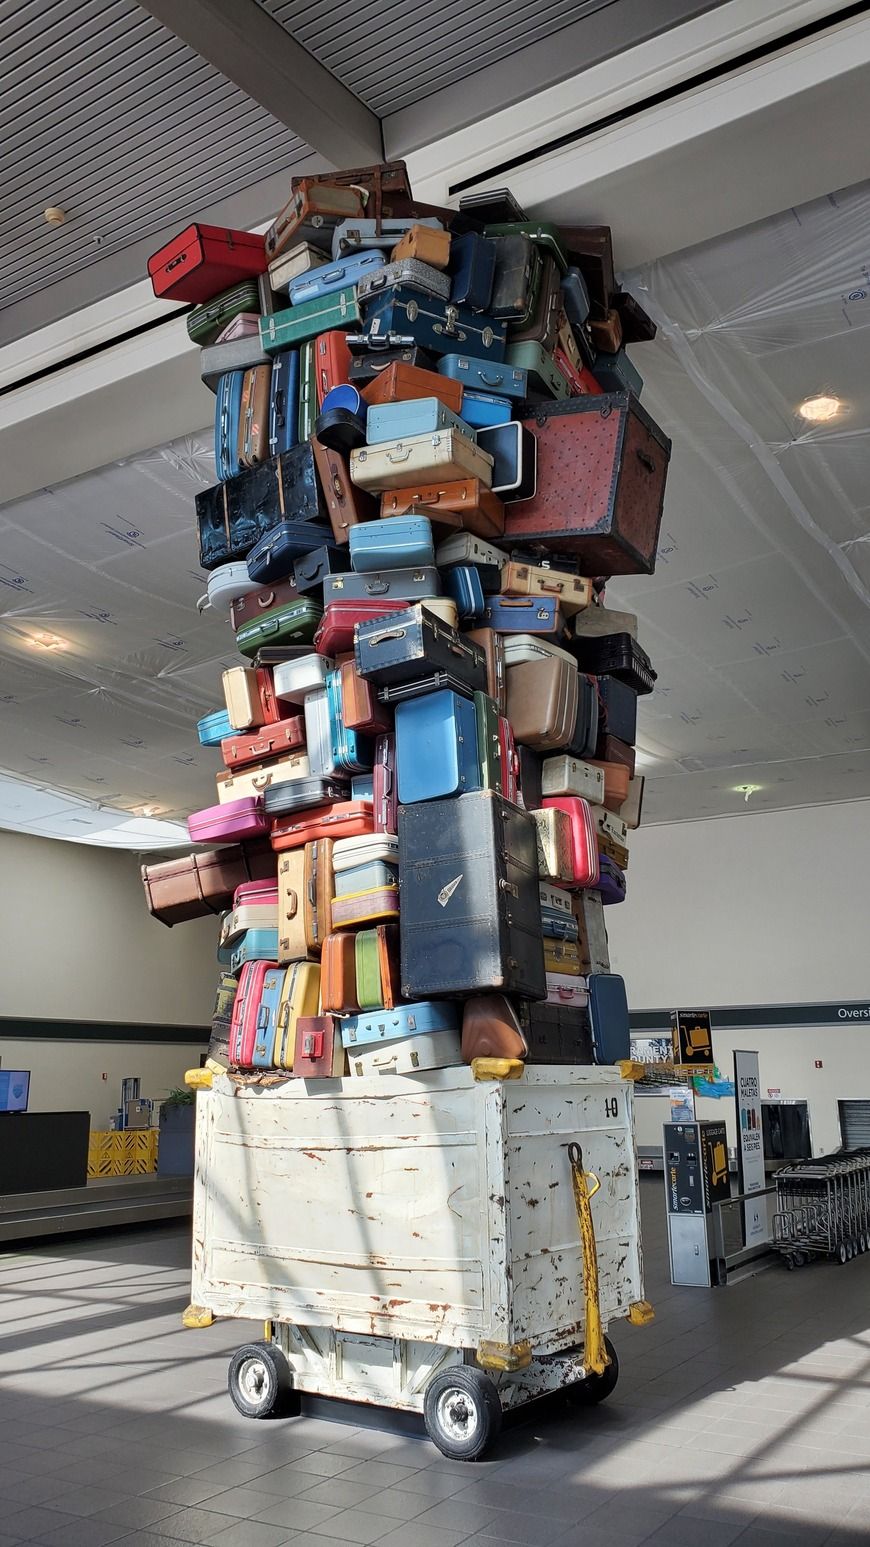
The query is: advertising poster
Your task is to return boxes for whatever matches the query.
[734,1049,768,1245]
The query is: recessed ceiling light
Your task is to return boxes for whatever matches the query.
[797,394,842,423]
[140,805,160,817]
[30,631,69,650]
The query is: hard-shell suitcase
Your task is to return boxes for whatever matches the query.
[532,807,574,883]
[214,370,244,480]
[460,391,512,429]
[355,925,400,1011]
[613,288,656,342]
[268,350,299,457]
[365,396,470,447]
[268,242,329,292]
[293,542,351,596]
[269,651,329,705]
[331,884,399,930]
[198,560,260,616]
[542,796,600,887]
[188,797,267,845]
[506,340,570,401]
[597,854,627,905]
[588,759,631,813]
[341,1000,459,1049]
[315,598,410,656]
[543,908,580,940]
[324,566,442,607]
[303,837,334,953]
[380,479,504,539]
[594,674,638,745]
[349,514,434,572]
[333,832,399,871]
[355,604,486,694]
[360,361,462,413]
[215,312,260,342]
[201,337,271,391]
[372,733,397,834]
[448,232,496,312]
[197,444,327,567]
[545,973,588,1007]
[351,428,492,493]
[395,688,481,803]
[482,596,563,634]
[277,848,308,962]
[270,800,374,851]
[489,234,542,323]
[237,364,272,469]
[621,775,645,831]
[347,1031,461,1077]
[540,881,573,919]
[399,790,545,1001]
[325,669,373,774]
[348,344,436,386]
[315,331,354,405]
[564,674,599,761]
[484,220,569,273]
[215,753,310,802]
[499,714,519,801]
[465,627,506,712]
[437,354,526,398]
[474,690,502,793]
[321,932,359,1013]
[573,891,610,974]
[223,664,280,730]
[570,633,656,695]
[230,927,281,975]
[148,223,266,302]
[502,633,575,668]
[594,348,644,399]
[561,266,592,329]
[518,744,543,811]
[392,224,452,269]
[500,561,592,616]
[198,708,233,747]
[510,254,563,351]
[264,183,364,261]
[141,846,268,926]
[588,972,630,1063]
[543,938,581,975]
[340,659,392,734]
[208,971,238,1066]
[596,732,636,775]
[594,805,629,847]
[304,687,337,777]
[364,289,506,361]
[435,530,506,579]
[228,960,276,1067]
[294,1015,346,1077]
[248,965,285,1068]
[507,394,671,572]
[334,859,397,897]
[376,671,476,704]
[260,288,362,353]
[476,422,536,499]
[298,340,317,439]
[288,249,385,306]
[521,1001,594,1065]
[188,280,261,345]
[332,216,441,258]
[220,716,305,769]
[444,564,485,623]
[311,438,378,544]
[541,755,604,803]
[230,580,300,633]
[570,604,639,640]
[265,776,349,820]
[358,258,452,308]
[245,516,331,582]
[235,596,322,656]
[272,960,322,1067]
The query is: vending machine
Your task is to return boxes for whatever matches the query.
[663,1120,730,1286]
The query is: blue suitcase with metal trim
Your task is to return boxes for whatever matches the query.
[587,972,630,1063]
[460,390,512,429]
[443,564,485,623]
[287,250,385,306]
[349,514,434,573]
[214,371,244,480]
[246,520,335,584]
[268,351,299,458]
[251,965,285,1068]
[341,999,459,1048]
[230,928,281,975]
[326,669,373,774]
[197,708,233,747]
[436,354,527,398]
[364,289,506,362]
[448,232,496,312]
[395,687,481,803]
[541,909,579,941]
[365,396,472,447]
[481,596,563,634]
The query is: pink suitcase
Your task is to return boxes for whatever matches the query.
[541,795,600,888]
[229,959,277,1067]
[234,880,279,907]
[187,797,268,844]
[546,973,589,1008]
[215,312,261,342]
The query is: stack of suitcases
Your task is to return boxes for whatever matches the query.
[140,161,669,1081]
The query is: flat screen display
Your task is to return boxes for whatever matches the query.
[0,1071,30,1113]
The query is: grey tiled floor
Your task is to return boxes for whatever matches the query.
[2,1180,870,1545]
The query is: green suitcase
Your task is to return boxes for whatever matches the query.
[484,222,570,274]
[235,598,322,658]
[506,340,571,401]
[187,281,260,345]
[474,690,502,794]
[298,339,317,441]
[354,925,399,1011]
[259,287,362,353]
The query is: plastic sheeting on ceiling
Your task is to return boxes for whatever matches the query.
[613,178,870,823]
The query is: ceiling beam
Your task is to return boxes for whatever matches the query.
[137,0,383,168]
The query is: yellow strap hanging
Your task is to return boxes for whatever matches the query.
[567,1141,609,1378]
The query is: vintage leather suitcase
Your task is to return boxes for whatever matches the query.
[520,1001,594,1065]
[277,849,308,962]
[214,370,244,480]
[148,223,266,301]
[392,224,451,269]
[220,716,305,770]
[315,598,411,655]
[474,690,502,793]
[532,807,573,883]
[223,664,280,730]
[484,220,569,273]
[188,280,260,345]
[288,248,385,306]
[358,258,452,308]
[264,182,364,261]
[506,394,672,572]
[505,340,570,401]
[315,331,353,405]
[573,890,610,974]
[395,688,481,803]
[215,753,310,803]
[460,995,527,1062]
[589,309,623,353]
[476,422,536,500]
[460,390,512,429]
[482,596,563,634]
[237,364,271,469]
[510,254,563,351]
[541,795,600,887]
[541,755,604,804]
[302,838,334,954]
[380,479,504,538]
[293,1015,347,1077]
[230,580,299,633]
[372,733,397,834]
[360,361,462,412]
[260,287,362,352]
[355,924,401,1012]
[505,656,579,750]
[141,847,266,926]
[500,561,591,616]
[465,627,506,713]
[235,596,322,657]
[448,232,496,312]
[187,798,267,846]
[198,708,233,747]
[196,444,327,568]
[349,514,434,572]
[340,659,392,734]
[399,790,545,1000]
[570,633,656,694]
[596,733,636,775]
[311,437,378,544]
[351,428,492,492]
[570,604,639,640]
[364,289,506,361]
[331,884,399,930]
[588,972,630,1063]
[268,350,299,458]
[588,759,632,813]
[228,960,277,1067]
[270,800,374,852]
[355,604,486,693]
[489,234,542,322]
[321,933,359,1013]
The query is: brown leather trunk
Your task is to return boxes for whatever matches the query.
[465,627,506,714]
[303,838,334,955]
[141,847,265,927]
[589,309,623,353]
[321,932,359,1012]
[588,758,631,812]
[461,995,528,1062]
[293,1015,346,1078]
[595,733,636,775]
[505,656,579,750]
[361,362,462,412]
[312,437,378,544]
[380,478,504,539]
[339,659,392,734]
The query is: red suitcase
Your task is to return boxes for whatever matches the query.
[552,348,602,397]
[229,959,278,1067]
[541,795,600,888]
[293,1016,346,1078]
[314,600,411,656]
[372,734,397,835]
[316,332,354,406]
[271,800,374,852]
[506,395,671,574]
[148,224,267,303]
[220,716,306,770]
[498,716,519,802]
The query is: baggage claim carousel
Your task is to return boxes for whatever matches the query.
[0,1175,193,1244]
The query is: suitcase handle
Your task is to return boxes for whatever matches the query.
[196,591,210,613]
[478,370,505,386]
[636,450,655,474]
[367,627,405,645]
[251,772,271,788]
[365,580,390,595]
[284,890,298,916]
[384,445,411,464]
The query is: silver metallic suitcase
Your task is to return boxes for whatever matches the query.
[541,756,605,804]
[303,686,338,777]
[358,258,451,307]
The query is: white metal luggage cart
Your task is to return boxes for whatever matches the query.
[187,1064,649,1459]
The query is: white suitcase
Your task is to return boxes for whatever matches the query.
[274,653,334,704]
[348,1030,463,1077]
[220,902,279,945]
[268,242,329,292]
[573,892,610,975]
[546,973,589,1009]
[570,604,639,639]
[333,833,399,873]
[591,805,628,846]
[197,562,259,615]
[304,688,337,777]
[215,753,310,802]
[435,533,508,570]
[532,808,573,883]
[351,429,493,493]
[539,882,573,919]
[621,776,645,831]
[420,597,459,629]
[501,634,575,668]
[541,755,605,804]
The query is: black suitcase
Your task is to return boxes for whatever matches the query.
[520,1001,594,1064]
[264,776,349,818]
[196,444,327,570]
[568,633,656,696]
[399,790,546,1000]
[355,603,486,693]
[563,675,599,759]
[377,669,475,705]
[292,543,350,595]
[517,745,543,810]
[347,345,436,385]
[448,232,497,312]
[489,234,542,323]
[595,674,638,745]
[196,478,272,570]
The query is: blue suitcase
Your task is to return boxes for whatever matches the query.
[349,514,434,573]
[230,928,281,975]
[395,687,481,803]
[326,670,373,774]
[251,966,285,1068]
[287,249,385,306]
[246,520,335,584]
[477,422,537,500]
[351,774,374,801]
[268,351,299,458]
[597,675,636,744]
[197,708,233,747]
[444,564,485,623]
[460,390,512,429]
[587,972,630,1063]
[482,596,563,634]
[214,371,244,480]
[365,396,472,447]
[341,999,459,1049]
[364,289,506,362]
[541,910,579,941]
[593,348,644,399]
[449,232,496,312]
[334,859,398,897]
[437,354,527,398]
[561,267,592,329]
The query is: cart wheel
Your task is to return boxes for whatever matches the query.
[861,1234,867,1254]
[847,1240,856,1260]
[784,1254,797,1270]
[837,1243,849,1265]
[423,1366,502,1461]
[228,1341,293,1419]
[565,1336,620,1406]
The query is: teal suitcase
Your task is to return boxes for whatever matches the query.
[235,598,322,658]
[506,340,570,401]
[260,288,362,353]
[474,690,502,794]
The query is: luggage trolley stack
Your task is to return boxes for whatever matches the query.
[773,1152,870,1268]
[141,162,666,1458]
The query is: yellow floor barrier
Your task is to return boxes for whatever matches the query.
[87,1129,158,1178]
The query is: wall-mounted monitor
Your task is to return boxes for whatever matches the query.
[0,1071,30,1113]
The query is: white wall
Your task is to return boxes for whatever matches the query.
[0,830,218,1127]
[608,799,870,1155]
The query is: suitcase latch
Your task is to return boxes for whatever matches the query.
[303,1032,324,1058]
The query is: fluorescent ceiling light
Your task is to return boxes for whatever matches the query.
[797,394,842,423]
